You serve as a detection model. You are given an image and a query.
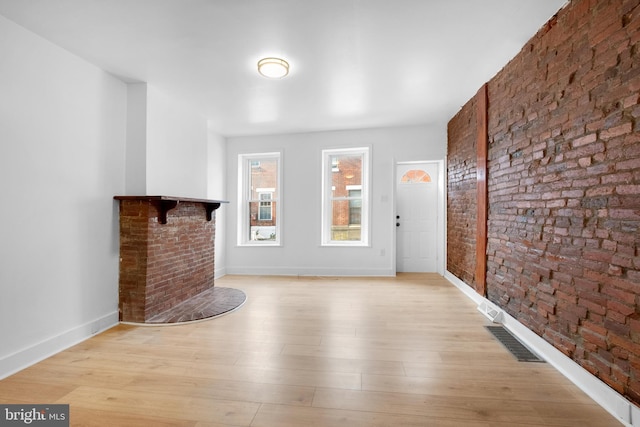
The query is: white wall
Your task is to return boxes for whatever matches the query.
[225,125,446,276]
[0,15,126,377]
[125,83,148,195]
[146,85,209,198]
[125,82,213,199]
[208,125,228,277]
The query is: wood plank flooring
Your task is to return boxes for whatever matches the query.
[0,274,622,426]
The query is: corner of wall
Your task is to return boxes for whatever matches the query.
[125,82,148,195]
[0,311,119,380]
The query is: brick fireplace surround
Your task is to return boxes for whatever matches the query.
[114,196,227,323]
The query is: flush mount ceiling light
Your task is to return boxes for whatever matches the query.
[257,57,290,79]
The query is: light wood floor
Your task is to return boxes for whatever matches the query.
[0,274,622,426]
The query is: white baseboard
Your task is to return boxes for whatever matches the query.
[444,271,484,304]
[0,310,119,380]
[444,270,635,427]
[214,266,227,279]
[225,266,395,277]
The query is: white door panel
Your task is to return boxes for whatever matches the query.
[396,162,439,273]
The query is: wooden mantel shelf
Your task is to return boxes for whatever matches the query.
[114,195,229,224]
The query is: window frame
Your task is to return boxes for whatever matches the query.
[321,146,371,247]
[237,152,282,246]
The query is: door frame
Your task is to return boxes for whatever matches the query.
[392,159,446,275]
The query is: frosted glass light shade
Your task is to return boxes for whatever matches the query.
[257,57,289,78]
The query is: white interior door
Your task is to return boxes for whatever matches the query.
[396,162,439,272]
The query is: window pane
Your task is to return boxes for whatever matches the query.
[239,153,280,245]
[331,199,361,241]
[348,189,361,224]
[329,154,362,241]
[258,193,272,221]
[330,154,362,190]
[322,147,369,246]
[250,158,278,199]
[400,169,432,183]
[249,200,277,241]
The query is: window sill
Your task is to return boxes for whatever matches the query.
[237,242,281,247]
[321,242,370,247]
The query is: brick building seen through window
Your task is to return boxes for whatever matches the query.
[249,159,277,240]
[329,153,362,241]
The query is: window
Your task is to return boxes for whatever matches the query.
[238,152,281,245]
[258,191,273,220]
[401,169,432,183]
[321,147,370,246]
[348,188,361,224]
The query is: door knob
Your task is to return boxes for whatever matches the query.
[396,222,400,227]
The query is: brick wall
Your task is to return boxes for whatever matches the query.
[447,96,478,288]
[448,0,640,404]
[118,200,216,322]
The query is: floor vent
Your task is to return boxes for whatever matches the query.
[486,326,544,363]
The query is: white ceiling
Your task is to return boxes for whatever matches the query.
[0,0,566,137]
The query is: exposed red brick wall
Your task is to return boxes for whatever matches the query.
[118,200,216,322]
[447,96,478,288]
[118,200,151,322]
[448,0,640,405]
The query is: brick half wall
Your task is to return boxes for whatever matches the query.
[117,199,216,323]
